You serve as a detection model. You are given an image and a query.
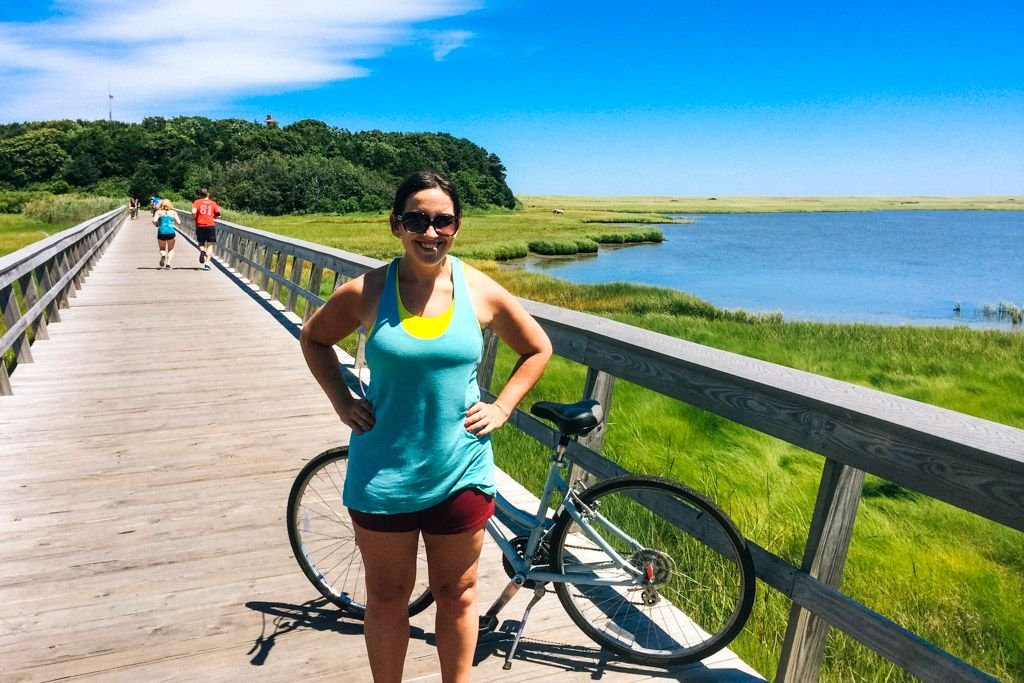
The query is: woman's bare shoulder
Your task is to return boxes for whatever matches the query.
[346,263,388,298]
[463,262,510,299]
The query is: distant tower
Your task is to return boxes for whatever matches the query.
[264,114,279,129]
[108,84,113,121]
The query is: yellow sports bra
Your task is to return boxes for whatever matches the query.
[395,270,455,339]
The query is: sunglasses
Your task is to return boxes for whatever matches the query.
[396,211,459,236]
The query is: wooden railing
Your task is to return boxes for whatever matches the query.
[175,214,1024,679]
[0,207,125,395]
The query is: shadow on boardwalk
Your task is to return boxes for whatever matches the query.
[245,599,763,682]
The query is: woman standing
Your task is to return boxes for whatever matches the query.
[152,199,180,269]
[301,171,552,682]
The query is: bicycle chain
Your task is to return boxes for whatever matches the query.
[508,535,651,605]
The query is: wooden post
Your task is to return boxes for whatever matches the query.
[244,240,259,282]
[261,246,275,292]
[69,240,84,294]
[56,252,72,309]
[1,285,32,365]
[569,367,615,488]
[777,458,866,681]
[477,327,500,392]
[286,257,305,313]
[225,233,240,271]
[19,272,46,341]
[38,259,60,324]
[0,360,10,396]
[303,265,324,323]
[272,252,288,302]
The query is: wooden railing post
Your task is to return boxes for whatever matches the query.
[19,272,46,340]
[243,239,258,282]
[568,367,615,488]
[477,327,500,392]
[260,245,274,291]
[777,458,866,681]
[286,256,305,313]
[1,284,32,366]
[303,264,324,323]
[271,252,288,301]
[39,258,61,323]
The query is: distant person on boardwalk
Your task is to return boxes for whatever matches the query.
[300,171,552,682]
[129,197,140,220]
[152,199,180,269]
[191,188,221,271]
[150,196,160,216]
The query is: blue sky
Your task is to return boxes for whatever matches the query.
[1,0,1022,196]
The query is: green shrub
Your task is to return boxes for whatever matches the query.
[574,238,599,253]
[0,190,51,214]
[591,228,664,244]
[458,242,529,261]
[529,239,580,255]
[627,228,664,243]
[492,243,529,260]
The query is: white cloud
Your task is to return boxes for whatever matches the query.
[0,0,479,122]
[432,30,472,61]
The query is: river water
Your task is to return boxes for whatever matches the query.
[521,210,1024,328]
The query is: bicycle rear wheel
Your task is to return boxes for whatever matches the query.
[286,446,434,618]
[549,475,755,666]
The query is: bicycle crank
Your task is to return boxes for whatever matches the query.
[501,535,550,589]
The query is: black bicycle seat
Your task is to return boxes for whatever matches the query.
[530,399,603,437]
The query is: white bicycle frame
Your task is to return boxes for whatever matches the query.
[485,442,645,589]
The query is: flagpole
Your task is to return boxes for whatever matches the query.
[108,83,113,121]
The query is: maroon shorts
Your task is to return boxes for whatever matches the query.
[349,488,494,535]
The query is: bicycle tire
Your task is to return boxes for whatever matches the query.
[286,446,434,618]
[549,475,755,666]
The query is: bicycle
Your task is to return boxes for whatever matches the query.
[287,399,756,670]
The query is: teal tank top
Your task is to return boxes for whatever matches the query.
[343,256,494,514]
[156,214,176,235]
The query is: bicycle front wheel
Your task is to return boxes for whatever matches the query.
[549,475,755,666]
[286,446,434,618]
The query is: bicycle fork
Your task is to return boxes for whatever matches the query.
[479,576,548,670]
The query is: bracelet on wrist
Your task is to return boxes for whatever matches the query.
[493,400,511,417]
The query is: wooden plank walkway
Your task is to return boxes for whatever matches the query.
[0,218,763,682]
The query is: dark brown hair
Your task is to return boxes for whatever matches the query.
[391,171,462,219]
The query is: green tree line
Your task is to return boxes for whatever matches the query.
[0,117,517,214]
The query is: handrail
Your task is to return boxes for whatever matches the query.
[176,212,1022,680]
[0,206,125,395]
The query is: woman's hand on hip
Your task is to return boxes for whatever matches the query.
[338,397,375,435]
[465,400,509,436]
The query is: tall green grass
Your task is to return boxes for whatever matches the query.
[480,271,1023,681]
[21,194,121,225]
[0,214,71,256]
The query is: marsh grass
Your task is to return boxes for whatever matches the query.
[0,214,69,256]
[21,194,121,224]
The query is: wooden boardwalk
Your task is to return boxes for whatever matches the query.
[0,219,763,682]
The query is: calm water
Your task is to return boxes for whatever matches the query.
[521,210,1024,327]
